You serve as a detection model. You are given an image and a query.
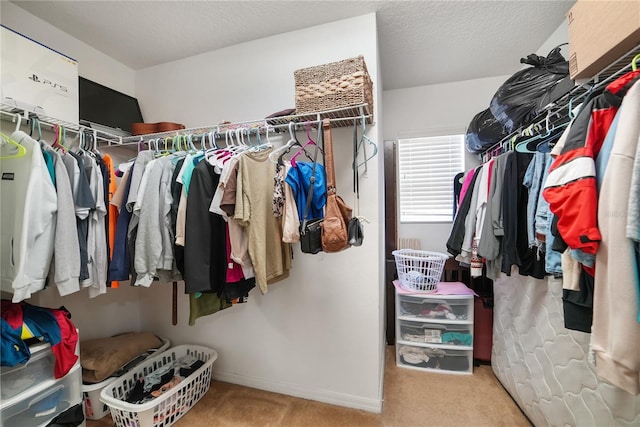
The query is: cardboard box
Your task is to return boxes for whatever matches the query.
[1,25,78,123]
[567,0,640,80]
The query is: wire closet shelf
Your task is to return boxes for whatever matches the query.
[1,102,373,147]
[0,101,126,146]
[117,103,374,146]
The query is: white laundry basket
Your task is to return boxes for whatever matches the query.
[392,249,449,292]
[100,345,217,427]
[83,337,171,420]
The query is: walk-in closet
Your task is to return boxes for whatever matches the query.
[2,1,640,426]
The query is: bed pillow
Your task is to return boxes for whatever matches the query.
[81,332,163,383]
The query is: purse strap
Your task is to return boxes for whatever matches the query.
[301,132,321,231]
[323,119,336,195]
[352,119,360,217]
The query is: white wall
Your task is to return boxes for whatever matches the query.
[135,14,385,412]
[383,75,509,252]
[1,1,135,96]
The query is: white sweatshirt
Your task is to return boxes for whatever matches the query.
[1,131,57,301]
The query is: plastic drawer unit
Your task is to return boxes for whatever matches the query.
[1,361,82,427]
[395,289,474,374]
[1,342,57,401]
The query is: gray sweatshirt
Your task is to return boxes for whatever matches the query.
[46,147,81,295]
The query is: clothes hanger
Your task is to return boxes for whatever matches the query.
[254,123,273,151]
[354,115,378,173]
[290,121,317,165]
[52,125,67,154]
[268,121,300,164]
[632,53,640,71]
[92,129,101,154]
[514,111,568,153]
[30,117,43,141]
[13,113,22,133]
[0,131,27,159]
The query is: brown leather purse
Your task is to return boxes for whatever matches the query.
[320,119,352,252]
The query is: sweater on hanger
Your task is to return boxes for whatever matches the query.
[43,146,81,296]
[0,132,57,302]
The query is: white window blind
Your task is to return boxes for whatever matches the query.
[398,135,464,223]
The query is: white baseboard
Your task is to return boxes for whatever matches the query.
[213,371,383,413]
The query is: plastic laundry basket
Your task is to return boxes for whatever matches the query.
[83,337,171,420]
[393,249,449,292]
[100,345,217,427]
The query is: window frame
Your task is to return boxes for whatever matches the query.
[397,134,465,224]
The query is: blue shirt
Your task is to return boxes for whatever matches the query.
[285,161,327,221]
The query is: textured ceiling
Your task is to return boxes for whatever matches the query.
[9,0,574,90]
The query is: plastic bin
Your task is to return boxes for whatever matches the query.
[100,345,217,427]
[1,341,56,401]
[82,336,170,420]
[1,361,82,427]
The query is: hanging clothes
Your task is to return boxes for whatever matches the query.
[184,160,228,294]
[446,167,481,258]
[280,161,301,243]
[285,160,326,221]
[102,153,119,287]
[210,156,254,279]
[500,151,545,279]
[543,70,640,268]
[41,145,81,296]
[109,165,134,282]
[0,131,57,302]
[82,153,108,297]
[134,156,180,286]
[235,149,291,293]
[593,79,640,395]
[477,151,510,280]
[66,151,95,282]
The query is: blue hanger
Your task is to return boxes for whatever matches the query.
[515,110,569,153]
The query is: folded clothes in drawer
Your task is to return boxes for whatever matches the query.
[398,344,471,373]
[1,343,56,401]
[398,296,470,321]
[399,321,473,346]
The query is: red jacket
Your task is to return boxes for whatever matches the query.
[543,71,640,257]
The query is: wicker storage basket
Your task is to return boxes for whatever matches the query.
[294,56,373,114]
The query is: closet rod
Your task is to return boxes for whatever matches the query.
[479,43,640,162]
[115,103,374,146]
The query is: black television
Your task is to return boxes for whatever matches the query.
[78,77,143,134]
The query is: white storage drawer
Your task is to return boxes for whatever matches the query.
[397,294,472,323]
[1,362,82,427]
[395,286,475,374]
[397,344,472,374]
[1,342,55,400]
[398,320,473,348]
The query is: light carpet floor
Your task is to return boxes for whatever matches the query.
[87,346,531,427]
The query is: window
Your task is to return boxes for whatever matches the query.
[397,134,464,222]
